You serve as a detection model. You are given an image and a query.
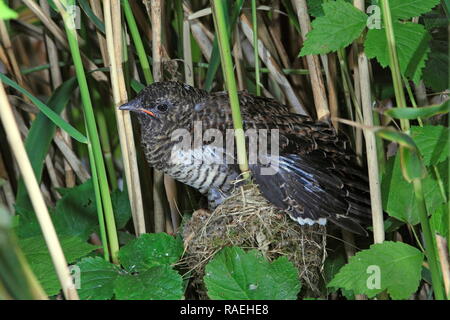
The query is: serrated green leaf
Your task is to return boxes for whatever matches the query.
[19,236,99,296]
[307,0,326,17]
[299,0,367,56]
[14,206,42,238]
[118,233,183,272]
[204,247,300,300]
[52,180,98,239]
[76,257,120,300]
[430,203,449,238]
[411,125,450,166]
[423,40,449,92]
[111,189,132,229]
[382,154,446,224]
[390,0,440,20]
[365,22,431,83]
[0,0,18,19]
[306,0,354,17]
[114,265,183,300]
[328,241,424,299]
[17,180,131,240]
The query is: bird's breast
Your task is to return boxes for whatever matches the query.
[142,139,237,194]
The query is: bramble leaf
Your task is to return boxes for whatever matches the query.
[410,125,450,166]
[19,236,99,296]
[328,241,423,300]
[76,257,120,300]
[382,154,446,224]
[114,265,183,300]
[365,22,431,83]
[300,0,367,56]
[389,0,441,20]
[204,247,300,300]
[118,233,183,272]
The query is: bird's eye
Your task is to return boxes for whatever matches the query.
[156,104,169,112]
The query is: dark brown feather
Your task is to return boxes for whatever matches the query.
[119,81,372,235]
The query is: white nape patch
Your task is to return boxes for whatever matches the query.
[288,215,327,226]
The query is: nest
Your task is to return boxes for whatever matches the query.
[181,183,327,298]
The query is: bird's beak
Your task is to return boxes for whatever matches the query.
[119,101,156,117]
[119,100,138,112]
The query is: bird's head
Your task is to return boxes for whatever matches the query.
[119,81,207,131]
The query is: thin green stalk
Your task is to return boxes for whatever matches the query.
[432,166,448,203]
[174,0,184,58]
[380,0,409,131]
[413,179,446,299]
[251,0,261,96]
[211,0,249,178]
[86,140,109,261]
[337,49,363,122]
[57,0,119,263]
[94,106,118,189]
[409,224,426,253]
[403,76,424,126]
[204,0,244,91]
[122,0,153,84]
[403,77,447,203]
[336,48,357,145]
[92,85,118,190]
[0,77,78,299]
[380,0,445,299]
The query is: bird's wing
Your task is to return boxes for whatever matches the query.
[193,91,372,235]
[250,153,371,235]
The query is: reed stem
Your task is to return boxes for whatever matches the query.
[251,0,261,96]
[380,0,445,299]
[56,0,119,263]
[211,0,250,178]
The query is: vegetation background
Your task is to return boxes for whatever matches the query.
[0,0,448,300]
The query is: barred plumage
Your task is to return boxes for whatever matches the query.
[119,81,372,235]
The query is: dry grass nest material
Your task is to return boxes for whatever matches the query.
[182,183,328,297]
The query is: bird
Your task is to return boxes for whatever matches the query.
[119,81,372,236]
